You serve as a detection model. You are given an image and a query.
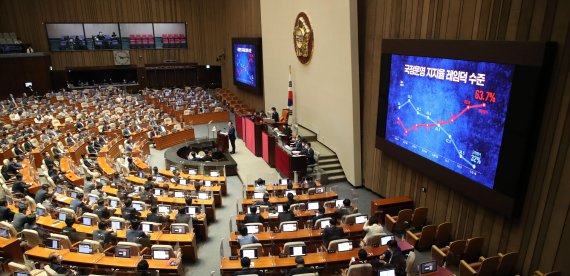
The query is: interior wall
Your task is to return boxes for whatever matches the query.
[360,0,570,275]
[260,0,361,185]
[0,0,263,110]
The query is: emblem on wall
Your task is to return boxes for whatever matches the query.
[293,12,313,64]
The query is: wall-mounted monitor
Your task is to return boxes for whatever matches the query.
[232,37,263,94]
[376,39,555,217]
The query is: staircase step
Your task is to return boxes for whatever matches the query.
[322,169,345,177]
[318,155,337,160]
[327,175,347,183]
[319,163,342,170]
[318,159,339,166]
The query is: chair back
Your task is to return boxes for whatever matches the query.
[50,233,72,249]
[410,207,428,229]
[117,241,142,256]
[478,255,501,275]
[433,222,452,247]
[364,233,383,246]
[282,241,306,255]
[496,252,518,275]
[289,203,305,211]
[327,238,350,251]
[60,207,76,219]
[279,221,298,231]
[81,239,103,253]
[342,213,362,225]
[44,265,59,276]
[22,229,42,248]
[24,195,36,211]
[8,261,31,273]
[314,217,331,229]
[447,239,468,266]
[240,243,263,257]
[323,200,336,208]
[346,263,373,276]
[464,237,484,262]
[0,221,18,237]
[151,244,176,259]
[244,223,263,233]
[416,224,437,250]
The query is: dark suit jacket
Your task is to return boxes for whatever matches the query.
[12,213,27,231]
[126,229,148,243]
[228,126,236,140]
[244,213,264,224]
[233,268,262,276]
[288,266,314,276]
[147,213,165,224]
[322,225,345,247]
[0,206,15,221]
[278,212,295,223]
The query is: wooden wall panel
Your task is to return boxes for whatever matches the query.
[0,0,263,110]
[360,0,570,275]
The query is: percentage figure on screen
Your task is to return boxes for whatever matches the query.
[475,90,496,103]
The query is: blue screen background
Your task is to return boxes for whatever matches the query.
[233,43,257,87]
[385,54,515,189]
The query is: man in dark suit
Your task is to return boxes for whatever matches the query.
[322,217,345,248]
[228,121,236,154]
[7,158,23,175]
[35,184,50,204]
[0,199,15,221]
[43,152,56,168]
[121,198,137,219]
[12,144,25,156]
[82,154,96,169]
[23,137,35,152]
[93,198,113,220]
[271,107,280,127]
[175,206,194,225]
[278,204,295,223]
[12,174,30,195]
[244,206,264,224]
[312,206,329,227]
[288,256,314,276]
[126,220,148,243]
[304,142,315,165]
[12,203,28,231]
[93,221,116,247]
[147,206,167,224]
[70,193,92,213]
[233,257,261,276]
[65,133,76,146]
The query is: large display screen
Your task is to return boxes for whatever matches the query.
[232,38,263,94]
[376,39,555,217]
[385,55,515,189]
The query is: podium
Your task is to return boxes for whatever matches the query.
[216,131,229,152]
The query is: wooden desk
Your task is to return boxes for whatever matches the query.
[181,110,230,125]
[59,157,84,186]
[159,169,227,196]
[235,207,341,230]
[244,182,322,198]
[0,237,24,262]
[154,128,195,150]
[370,196,414,224]
[241,191,338,212]
[220,241,414,275]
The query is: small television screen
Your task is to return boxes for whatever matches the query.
[0,228,10,238]
[282,223,297,232]
[15,272,31,276]
[319,219,330,229]
[381,235,394,246]
[253,192,264,199]
[246,225,259,234]
[210,170,220,177]
[289,245,306,257]
[335,199,344,207]
[420,261,438,274]
[46,238,60,249]
[156,176,164,182]
[158,205,170,214]
[82,217,92,226]
[174,191,185,198]
[355,215,368,224]
[58,212,67,221]
[153,189,163,196]
[240,249,258,259]
[376,40,555,217]
[25,82,32,88]
[186,206,199,215]
[276,204,284,213]
[36,207,46,216]
[110,200,119,208]
[171,225,186,234]
[315,187,325,194]
[133,203,144,211]
[111,221,122,230]
[204,180,212,187]
[70,191,77,199]
[232,37,263,94]
[307,202,319,211]
[115,247,131,258]
[198,192,209,200]
[379,269,396,276]
[141,223,153,232]
[153,250,170,260]
[337,241,353,252]
[179,179,187,186]
[285,190,296,197]
[188,169,197,175]
[279,178,289,185]
[78,243,93,254]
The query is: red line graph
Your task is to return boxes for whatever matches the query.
[237,53,254,77]
[397,103,486,135]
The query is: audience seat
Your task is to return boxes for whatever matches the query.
[327,238,350,251]
[244,223,263,233]
[81,239,104,253]
[341,213,362,225]
[21,229,42,249]
[314,217,331,229]
[463,237,485,262]
[432,239,467,267]
[405,224,437,250]
[459,255,500,276]
[341,263,373,276]
[534,271,562,276]
[50,233,73,249]
[116,241,143,256]
[151,244,180,258]
[433,222,452,247]
[385,208,413,233]
[495,252,518,275]
[282,241,305,256]
[0,221,18,237]
[239,243,263,257]
[279,221,297,231]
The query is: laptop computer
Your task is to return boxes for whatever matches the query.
[282,223,297,232]
[246,225,260,234]
[355,215,368,224]
[381,235,395,246]
[78,243,93,254]
[289,245,306,257]
[307,202,319,211]
[240,248,258,259]
[81,217,92,226]
[337,241,353,252]
[171,225,186,234]
[186,206,200,215]
[115,246,131,258]
[153,249,170,260]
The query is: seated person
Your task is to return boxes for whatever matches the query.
[121,198,138,220]
[48,252,77,275]
[336,198,355,218]
[244,206,264,224]
[0,199,15,221]
[233,257,261,276]
[286,192,296,207]
[70,193,92,213]
[202,150,213,162]
[126,219,148,243]
[93,198,113,220]
[312,206,329,227]
[93,221,116,248]
[137,259,158,276]
[12,173,30,195]
[83,175,96,195]
[321,217,345,248]
[34,184,51,204]
[380,240,406,275]
[175,206,196,225]
[254,194,270,207]
[12,203,28,232]
[7,158,23,175]
[361,216,385,246]
[278,204,295,223]
[288,256,314,276]
[147,206,167,224]
[349,248,369,266]
[237,227,259,247]
[303,142,315,165]
[62,218,77,237]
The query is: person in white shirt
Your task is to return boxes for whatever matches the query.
[360,216,386,247]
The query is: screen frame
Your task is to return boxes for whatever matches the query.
[232,37,264,94]
[376,39,555,217]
